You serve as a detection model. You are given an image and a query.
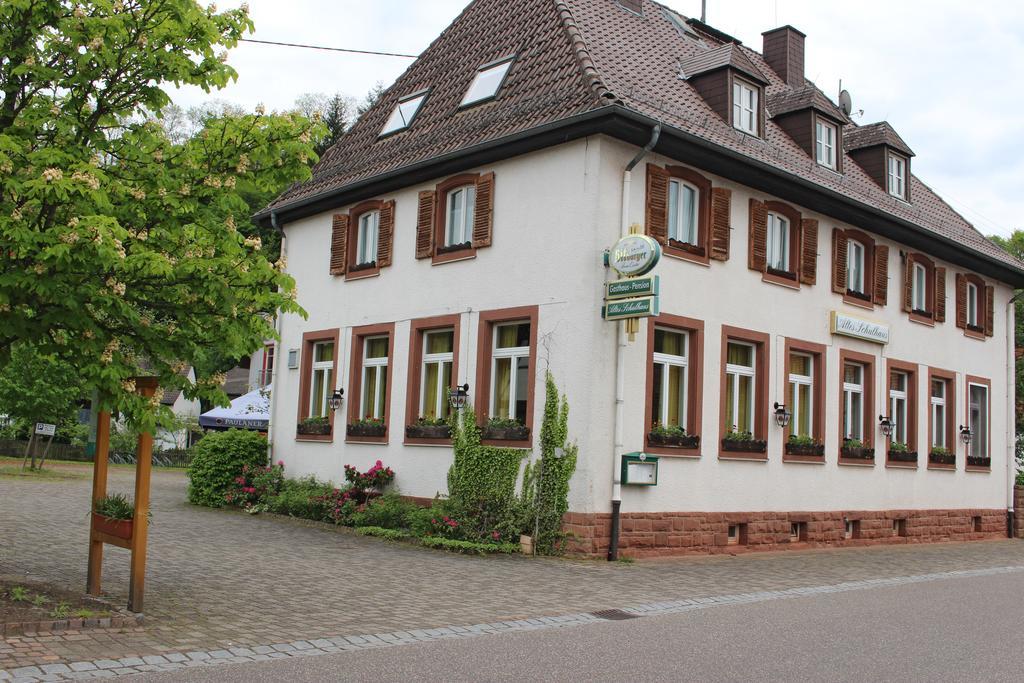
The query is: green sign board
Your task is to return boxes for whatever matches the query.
[621,452,659,486]
[602,296,659,321]
[605,276,659,301]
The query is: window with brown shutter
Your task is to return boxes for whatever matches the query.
[644,164,715,265]
[902,252,935,324]
[471,172,494,248]
[984,285,995,337]
[710,187,731,261]
[750,199,803,288]
[934,267,946,322]
[748,199,767,272]
[872,245,888,306]
[955,273,968,329]
[416,191,436,259]
[831,228,847,294]
[330,214,349,276]
[958,273,989,340]
[344,199,395,281]
[834,228,878,309]
[800,218,818,285]
[426,172,496,264]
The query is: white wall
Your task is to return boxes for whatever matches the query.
[273,134,1013,516]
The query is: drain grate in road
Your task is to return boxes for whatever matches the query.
[591,608,640,621]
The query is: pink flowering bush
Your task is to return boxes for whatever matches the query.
[224,461,284,509]
[343,460,395,502]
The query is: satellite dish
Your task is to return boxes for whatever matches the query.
[839,89,853,116]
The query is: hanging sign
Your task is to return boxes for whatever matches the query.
[830,311,889,345]
[608,234,661,277]
[621,452,659,486]
[605,275,660,300]
[603,296,660,321]
[35,423,56,437]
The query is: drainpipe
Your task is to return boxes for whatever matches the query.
[267,210,286,464]
[1007,291,1021,537]
[608,124,661,561]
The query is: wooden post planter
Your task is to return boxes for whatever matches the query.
[347,423,387,438]
[483,424,530,441]
[784,442,825,457]
[929,451,957,466]
[648,432,700,449]
[841,446,875,461]
[405,424,452,439]
[887,450,918,463]
[91,513,133,541]
[721,438,767,453]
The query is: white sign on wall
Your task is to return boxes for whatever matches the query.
[830,311,890,345]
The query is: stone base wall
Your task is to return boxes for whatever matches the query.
[563,508,1007,559]
[1015,487,1024,539]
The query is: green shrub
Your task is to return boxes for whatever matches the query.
[350,493,420,530]
[94,493,134,520]
[355,526,408,541]
[268,476,337,520]
[407,504,439,537]
[420,537,519,555]
[187,430,269,507]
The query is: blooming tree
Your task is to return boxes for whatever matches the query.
[0,1,320,427]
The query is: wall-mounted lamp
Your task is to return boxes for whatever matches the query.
[878,415,894,439]
[327,389,344,412]
[773,402,791,429]
[448,383,470,410]
[959,424,973,446]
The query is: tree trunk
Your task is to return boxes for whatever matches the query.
[22,431,35,470]
[38,434,54,469]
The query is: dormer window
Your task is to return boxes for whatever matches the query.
[461,57,514,107]
[888,153,907,199]
[815,119,837,169]
[732,79,758,135]
[379,91,428,137]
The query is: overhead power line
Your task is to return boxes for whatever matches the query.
[238,38,418,59]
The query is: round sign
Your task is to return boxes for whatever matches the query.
[609,234,661,277]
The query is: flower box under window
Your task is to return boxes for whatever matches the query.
[929,450,956,466]
[667,239,706,257]
[845,289,871,302]
[967,456,991,468]
[297,419,331,436]
[765,266,797,281]
[721,438,767,453]
[405,423,452,440]
[785,442,824,457]
[887,450,918,463]
[436,241,473,255]
[840,446,875,461]
[483,424,530,441]
[347,422,387,438]
[349,260,377,273]
[648,431,700,449]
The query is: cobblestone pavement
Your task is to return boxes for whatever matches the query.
[2,462,1023,679]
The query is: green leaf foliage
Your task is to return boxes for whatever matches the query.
[186,429,267,507]
[0,343,84,425]
[419,537,519,555]
[355,526,409,541]
[93,492,134,520]
[0,1,321,431]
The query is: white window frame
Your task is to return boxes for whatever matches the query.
[419,329,454,420]
[361,336,389,420]
[732,79,758,135]
[379,91,428,137]
[815,119,837,169]
[725,341,756,434]
[889,371,908,445]
[355,210,379,266]
[445,185,476,247]
[309,341,334,419]
[967,282,979,327]
[460,57,514,107]
[968,382,989,459]
[788,352,814,439]
[652,327,689,428]
[847,239,866,294]
[930,379,946,449]
[912,262,927,312]
[888,154,906,199]
[843,362,864,440]
[489,322,530,421]
[667,179,699,245]
[766,212,790,272]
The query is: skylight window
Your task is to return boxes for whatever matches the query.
[379,91,428,137]
[460,57,514,107]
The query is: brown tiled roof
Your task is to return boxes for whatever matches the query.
[678,43,768,84]
[768,86,849,124]
[844,121,915,156]
[267,0,1021,277]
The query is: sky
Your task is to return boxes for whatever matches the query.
[173,0,1024,237]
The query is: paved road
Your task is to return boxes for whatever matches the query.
[141,569,1024,682]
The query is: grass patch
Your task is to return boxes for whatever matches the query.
[419,537,520,555]
[0,465,86,480]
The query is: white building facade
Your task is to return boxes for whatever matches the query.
[261,0,1022,556]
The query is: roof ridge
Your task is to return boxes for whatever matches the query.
[553,0,616,104]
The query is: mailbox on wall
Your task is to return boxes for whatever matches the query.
[621,452,658,486]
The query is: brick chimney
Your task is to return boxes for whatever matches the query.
[761,25,806,88]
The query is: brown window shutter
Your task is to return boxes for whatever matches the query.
[955,273,967,329]
[377,200,395,268]
[799,218,817,285]
[872,245,889,305]
[901,256,913,313]
[984,285,995,336]
[934,267,946,322]
[415,191,436,259]
[330,214,349,275]
[831,228,847,294]
[472,172,494,248]
[645,164,669,246]
[709,187,731,261]
[747,199,767,272]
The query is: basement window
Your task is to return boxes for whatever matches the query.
[460,57,514,107]
[379,91,428,137]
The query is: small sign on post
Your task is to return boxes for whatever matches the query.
[35,423,56,437]
[605,275,660,300]
[602,296,660,321]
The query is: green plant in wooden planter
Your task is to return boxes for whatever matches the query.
[889,441,909,453]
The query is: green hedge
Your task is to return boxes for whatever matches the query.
[355,526,409,541]
[419,537,520,555]
[186,430,268,507]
